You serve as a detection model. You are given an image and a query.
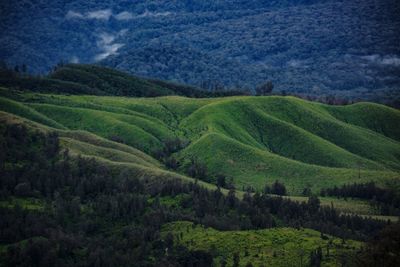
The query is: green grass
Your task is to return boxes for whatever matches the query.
[161,221,362,267]
[0,197,45,211]
[58,130,160,165]
[60,137,160,168]
[0,107,398,219]
[0,95,66,129]
[0,88,399,195]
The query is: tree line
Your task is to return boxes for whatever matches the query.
[321,182,400,216]
[0,123,396,266]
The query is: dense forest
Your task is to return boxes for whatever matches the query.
[1,0,399,105]
[0,117,399,266]
[0,64,247,98]
[321,182,400,216]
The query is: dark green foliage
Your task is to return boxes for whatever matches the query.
[216,174,226,188]
[302,187,312,196]
[0,122,395,266]
[186,157,208,181]
[255,81,273,96]
[322,182,400,216]
[0,64,248,97]
[272,180,287,195]
[0,67,103,95]
[264,180,287,196]
[233,252,240,267]
[1,0,399,105]
[154,138,189,170]
[309,247,322,267]
[308,195,321,213]
[358,222,400,267]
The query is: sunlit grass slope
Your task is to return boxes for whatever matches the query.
[0,104,398,219]
[162,221,361,267]
[0,110,218,191]
[0,88,399,195]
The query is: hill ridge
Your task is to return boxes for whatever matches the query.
[0,88,399,194]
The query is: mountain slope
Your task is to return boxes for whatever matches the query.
[0,64,246,97]
[0,87,399,195]
[1,0,399,104]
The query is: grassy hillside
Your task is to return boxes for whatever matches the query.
[0,88,399,196]
[0,64,247,97]
[3,117,389,267]
[0,110,218,192]
[0,108,390,218]
[162,221,361,267]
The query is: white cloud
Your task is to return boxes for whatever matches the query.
[66,10,84,19]
[381,56,400,66]
[361,54,400,67]
[70,56,80,63]
[115,11,134,21]
[94,32,124,61]
[87,9,112,20]
[95,43,124,61]
[287,60,302,68]
[97,33,115,46]
[66,9,173,21]
[66,9,112,20]
[114,10,173,21]
[137,10,172,18]
[118,29,129,36]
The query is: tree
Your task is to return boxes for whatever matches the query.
[165,156,179,170]
[271,180,286,195]
[233,252,240,267]
[186,157,208,181]
[263,182,271,194]
[359,222,400,267]
[255,80,273,96]
[21,64,27,73]
[308,195,320,213]
[309,247,322,267]
[302,187,312,196]
[14,182,31,197]
[220,257,227,267]
[216,174,226,188]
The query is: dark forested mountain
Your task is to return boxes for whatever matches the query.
[0,63,246,97]
[1,0,399,104]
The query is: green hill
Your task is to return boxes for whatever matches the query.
[0,87,399,196]
[0,64,247,97]
[162,221,361,267]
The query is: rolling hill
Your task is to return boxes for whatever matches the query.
[0,85,399,196]
[0,64,246,97]
[1,72,399,266]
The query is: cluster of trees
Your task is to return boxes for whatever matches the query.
[309,247,323,267]
[255,81,274,96]
[0,123,396,266]
[153,138,189,170]
[263,180,287,195]
[3,61,396,108]
[0,63,249,98]
[0,61,28,74]
[321,182,400,216]
[358,221,400,267]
